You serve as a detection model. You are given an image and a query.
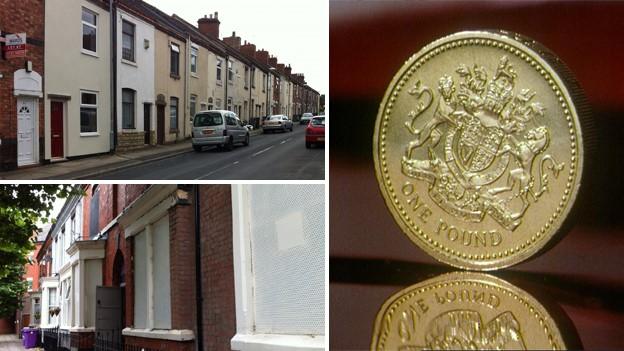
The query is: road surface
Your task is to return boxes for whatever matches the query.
[91,124,324,180]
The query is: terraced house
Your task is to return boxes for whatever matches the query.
[33,184,324,351]
[0,0,321,171]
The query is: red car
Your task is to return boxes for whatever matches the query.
[305,116,325,148]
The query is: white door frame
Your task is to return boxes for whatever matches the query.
[17,96,39,167]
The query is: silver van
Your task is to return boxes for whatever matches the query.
[192,110,250,151]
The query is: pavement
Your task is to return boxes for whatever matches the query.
[0,334,28,350]
[0,129,266,180]
[91,124,324,180]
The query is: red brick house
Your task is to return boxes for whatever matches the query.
[15,226,48,334]
[35,184,325,351]
[0,0,45,170]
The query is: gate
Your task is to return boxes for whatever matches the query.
[94,287,123,351]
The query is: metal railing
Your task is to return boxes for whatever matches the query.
[94,329,123,351]
[39,327,170,351]
[40,327,94,351]
[41,326,59,351]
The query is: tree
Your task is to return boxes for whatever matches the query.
[0,185,82,318]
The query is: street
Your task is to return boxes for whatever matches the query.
[90,124,324,180]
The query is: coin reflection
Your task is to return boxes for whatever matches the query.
[371,271,578,350]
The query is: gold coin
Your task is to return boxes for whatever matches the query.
[373,31,590,270]
[371,272,575,350]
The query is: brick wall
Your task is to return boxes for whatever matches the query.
[199,185,236,351]
[117,131,148,151]
[99,185,114,232]
[0,318,14,334]
[168,202,196,331]
[0,0,45,170]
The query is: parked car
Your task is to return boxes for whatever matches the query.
[192,110,250,152]
[305,116,325,148]
[300,112,314,125]
[262,115,293,133]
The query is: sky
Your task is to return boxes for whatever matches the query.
[144,0,328,95]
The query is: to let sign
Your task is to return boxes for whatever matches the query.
[2,33,27,59]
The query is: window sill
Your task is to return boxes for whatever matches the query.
[81,49,99,58]
[80,132,100,137]
[170,129,179,133]
[191,73,199,79]
[122,59,137,67]
[231,333,324,351]
[170,73,180,80]
[122,328,195,341]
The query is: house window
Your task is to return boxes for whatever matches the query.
[216,59,222,81]
[231,185,325,349]
[251,68,256,89]
[48,287,58,325]
[82,8,97,54]
[216,98,222,109]
[80,92,97,133]
[228,60,234,82]
[26,278,33,292]
[190,95,197,118]
[170,43,180,76]
[90,185,100,238]
[134,215,171,329]
[170,97,178,131]
[244,66,249,89]
[207,97,213,111]
[263,74,267,92]
[190,46,198,74]
[122,88,136,129]
[122,20,135,62]
[61,278,71,327]
[227,98,232,112]
[200,103,207,111]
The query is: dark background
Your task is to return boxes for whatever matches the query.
[330,1,624,350]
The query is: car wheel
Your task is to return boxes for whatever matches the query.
[193,145,202,152]
[290,125,293,132]
[225,137,234,151]
[244,134,250,146]
[306,142,312,149]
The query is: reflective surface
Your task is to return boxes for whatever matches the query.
[371,271,574,350]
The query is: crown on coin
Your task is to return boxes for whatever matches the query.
[483,56,516,115]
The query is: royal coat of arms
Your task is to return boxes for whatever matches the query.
[402,56,564,230]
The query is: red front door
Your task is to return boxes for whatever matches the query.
[51,102,64,158]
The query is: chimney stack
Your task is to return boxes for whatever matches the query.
[240,42,257,59]
[255,49,269,64]
[285,65,292,76]
[277,63,285,73]
[198,12,220,39]
[223,31,242,48]
[268,56,278,68]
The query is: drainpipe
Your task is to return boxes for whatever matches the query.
[194,185,204,351]
[248,66,252,125]
[110,0,117,152]
[224,56,228,111]
[184,35,191,141]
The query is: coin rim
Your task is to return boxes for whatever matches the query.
[373,30,586,270]
[369,271,567,350]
